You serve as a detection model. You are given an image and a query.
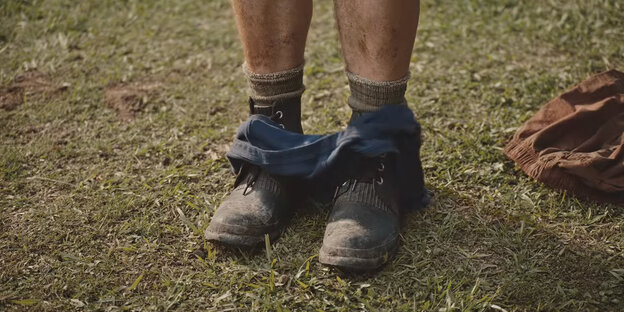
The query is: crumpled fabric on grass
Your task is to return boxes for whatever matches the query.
[226,105,429,211]
[504,69,624,205]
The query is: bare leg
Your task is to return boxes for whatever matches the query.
[334,0,420,81]
[231,0,313,74]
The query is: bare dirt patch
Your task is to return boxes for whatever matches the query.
[104,82,162,121]
[0,70,68,111]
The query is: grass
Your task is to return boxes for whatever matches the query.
[1,0,623,310]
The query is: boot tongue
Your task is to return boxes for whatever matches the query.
[248,97,303,134]
[333,155,401,216]
[248,98,273,116]
[347,156,383,183]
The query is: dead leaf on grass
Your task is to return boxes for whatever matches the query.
[104,81,162,121]
[203,143,230,160]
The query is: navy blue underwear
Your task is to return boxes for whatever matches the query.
[226,105,429,211]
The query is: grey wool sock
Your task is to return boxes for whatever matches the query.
[243,63,305,107]
[346,70,409,113]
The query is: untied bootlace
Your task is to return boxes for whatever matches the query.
[239,100,287,195]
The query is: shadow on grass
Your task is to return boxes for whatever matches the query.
[392,185,624,310]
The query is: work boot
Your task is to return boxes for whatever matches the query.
[319,154,401,270]
[319,111,427,270]
[205,98,303,247]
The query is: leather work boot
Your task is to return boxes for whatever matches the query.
[319,111,427,270]
[205,98,303,247]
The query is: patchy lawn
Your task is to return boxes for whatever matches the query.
[1,0,623,310]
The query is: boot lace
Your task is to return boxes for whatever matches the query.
[235,100,288,196]
[333,154,386,201]
[233,164,261,196]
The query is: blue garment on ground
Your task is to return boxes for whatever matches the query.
[226,105,429,210]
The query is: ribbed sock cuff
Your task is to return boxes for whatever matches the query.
[243,63,305,107]
[346,70,409,112]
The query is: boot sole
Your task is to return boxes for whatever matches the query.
[204,224,282,248]
[318,239,399,271]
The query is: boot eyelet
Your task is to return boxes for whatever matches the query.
[275,111,283,119]
[278,123,285,129]
[375,176,384,185]
[378,163,385,172]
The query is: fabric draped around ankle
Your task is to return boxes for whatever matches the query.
[226,105,429,211]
